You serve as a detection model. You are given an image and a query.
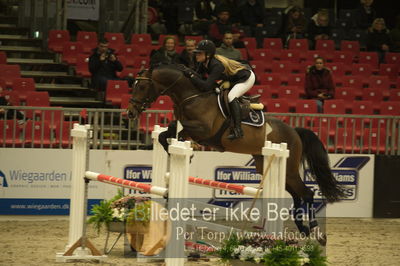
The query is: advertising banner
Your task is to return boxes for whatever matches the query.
[66,0,99,21]
[0,149,374,217]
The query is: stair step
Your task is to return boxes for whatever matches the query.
[0,23,17,28]
[36,83,89,91]
[7,58,57,65]
[0,45,42,52]
[21,70,72,78]
[50,96,102,105]
[0,34,29,39]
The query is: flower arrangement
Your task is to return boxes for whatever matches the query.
[215,233,327,266]
[87,189,151,233]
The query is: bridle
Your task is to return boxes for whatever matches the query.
[129,71,184,114]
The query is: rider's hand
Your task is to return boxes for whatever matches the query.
[182,68,194,78]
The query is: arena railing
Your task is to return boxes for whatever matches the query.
[0,106,399,155]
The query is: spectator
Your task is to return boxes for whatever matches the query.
[237,0,265,28]
[215,0,240,23]
[390,15,400,52]
[208,7,243,47]
[307,10,331,49]
[216,32,242,61]
[0,85,25,124]
[89,38,124,100]
[193,0,215,35]
[366,18,392,63]
[305,57,334,112]
[160,0,179,34]
[150,36,180,67]
[282,6,307,44]
[354,0,376,30]
[179,39,197,69]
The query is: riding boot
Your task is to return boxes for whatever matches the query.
[227,98,244,140]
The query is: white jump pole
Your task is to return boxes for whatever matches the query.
[151,125,168,196]
[165,138,193,266]
[262,141,289,234]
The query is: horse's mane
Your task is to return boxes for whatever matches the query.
[151,63,185,73]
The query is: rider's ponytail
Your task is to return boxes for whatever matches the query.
[215,55,245,76]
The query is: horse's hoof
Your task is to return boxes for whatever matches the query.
[311,226,327,246]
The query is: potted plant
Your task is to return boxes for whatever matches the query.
[214,234,327,266]
[87,190,151,234]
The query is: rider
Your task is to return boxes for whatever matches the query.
[183,40,256,140]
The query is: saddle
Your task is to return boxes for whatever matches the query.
[217,83,265,128]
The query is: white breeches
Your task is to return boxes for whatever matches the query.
[228,71,256,102]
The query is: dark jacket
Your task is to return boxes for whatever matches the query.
[354,5,376,30]
[208,20,241,46]
[366,29,392,52]
[191,57,251,91]
[305,66,334,98]
[88,48,123,87]
[150,47,180,67]
[237,1,265,27]
[307,19,331,41]
[178,50,197,69]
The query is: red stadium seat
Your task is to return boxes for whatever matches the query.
[263,38,282,50]
[333,50,354,64]
[119,45,138,67]
[0,120,23,147]
[277,86,302,100]
[280,50,301,63]
[252,49,274,61]
[350,100,373,115]
[385,52,400,65]
[351,63,373,78]
[25,91,50,119]
[340,40,360,54]
[358,52,379,68]
[340,76,364,90]
[324,99,346,114]
[54,121,74,148]
[132,56,150,69]
[0,90,20,106]
[242,37,257,49]
[131,33,152,46]
[315,40,335,51]
[334,87,358,101]
[149,95,173,110]
[264,99,290,113]
[77,31,98,54]
[139,112,170,134]
[270,61,296,75]
[288,39,309,51]
[118,67,140,79]
[379,64,398,81]
[362,128,387,154]
[388,89,400,101]
[0,64,21,88]
[120,93,132,110]
[326,62,346,76]
[11,77,35,102]
[23,120,52,148]
[378,101,400,115]
[295,99,318,113]
[259,73,282,87]
[75,54,90,78]
[106,80,130,106]
[287,74,305,87]
[367,76,390,90]
[62,42,84,65]
[48,30,70,53]
[104,32,125,52]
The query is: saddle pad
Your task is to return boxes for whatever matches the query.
[217,95,265,127]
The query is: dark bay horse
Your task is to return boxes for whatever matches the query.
[127,65,344,243]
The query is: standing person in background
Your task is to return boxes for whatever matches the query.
[307,10,331,49]
[193,0,215,36]
[305,57,334,113]
[236,0,265,29]
[366,18,392,63]
[89,38,123,101]
[354,0,376,30]
[179,39,197,69]
[150,36,180,67]
[216,32,242,61]
[208,7,243,47]
[390,15,400,52]
[282,6,307,45]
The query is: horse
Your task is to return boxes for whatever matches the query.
[127,65,344,244]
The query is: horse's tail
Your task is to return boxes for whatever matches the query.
[295,127,344,203]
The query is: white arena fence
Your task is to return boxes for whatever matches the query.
[0,106,399,155]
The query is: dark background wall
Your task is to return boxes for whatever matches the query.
[304,0,400,28]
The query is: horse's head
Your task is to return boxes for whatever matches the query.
[127,69,159,119]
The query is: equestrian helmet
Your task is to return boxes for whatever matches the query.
[194,40,216,58]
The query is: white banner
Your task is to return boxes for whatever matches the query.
[66,0,99,21]
[0,148,374,217]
